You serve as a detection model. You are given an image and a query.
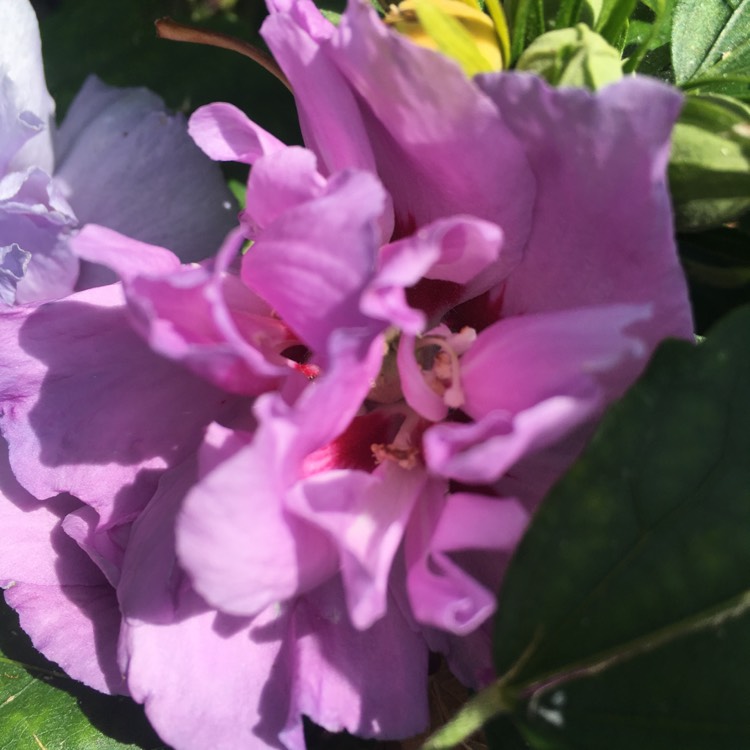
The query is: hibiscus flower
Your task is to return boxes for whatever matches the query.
[0,1,692,748]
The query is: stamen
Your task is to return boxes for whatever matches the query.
[371,443,420,470]
[371,410,424,470]
[155,18,292,92]
[416,335,465,407]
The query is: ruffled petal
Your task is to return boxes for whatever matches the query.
[362,215,507,334]
[323,0,534,245]
[291,462,425,629]
[242,168,388,354]
[424,394,601,485]
[177,423,337,617]
[477,74,692,341]
[406,489,528,635]
[74,225,291,394]
[0,284,235,523]
[0,167,78,303]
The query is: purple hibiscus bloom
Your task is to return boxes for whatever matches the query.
[0,0,692,748]
[0,0,236,305]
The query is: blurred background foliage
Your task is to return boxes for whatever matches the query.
[34,0,301,144]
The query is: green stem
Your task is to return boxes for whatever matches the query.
[516,588,750,701]
[422,681,513,750]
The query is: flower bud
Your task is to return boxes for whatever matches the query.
[516,23,622,90]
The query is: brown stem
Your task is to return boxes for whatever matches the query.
[155,17,292,92]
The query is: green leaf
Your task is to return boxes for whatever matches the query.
[678,226,750,333]
[505,0,547,63]
[682,74,750,102]
[668,93,750,230]
[594,0,638,43]
[553,0,588,30]
[486,305,750,748]
[505,0,615,61]
[485,715,531,750]
[0,597,165,749]
[673,0,750,85]
[513,599,750,750]
[319,9,343,24]
[228,178,247,209]
[622,0,672,73]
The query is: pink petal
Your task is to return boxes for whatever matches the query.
[0,284,235,523]
[72,224,181,280]
[5,582,124,694]
[424,395,601,485]
[189,101,286,164]
[261,11,378,175]
[461,304,653,419]
[291,462,425,629]
[477,74,692,341]
[324,0,534,246]
[177,423,337,617]
[75,226,290,394]
[243,146,326,233]
[242,169,388,354]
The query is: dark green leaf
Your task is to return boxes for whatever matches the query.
[514,604,750,750]
[485,715,531,750]
[622,0,673,73]
[673,0,750,85]
[679,226,750,334]
[506,0,547,63]
[552,0,586,29]
[490,305,750,748]
[547,0,604,31]
[0,596,165,749]
[669,93,750,230]
[312,0,349,16]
